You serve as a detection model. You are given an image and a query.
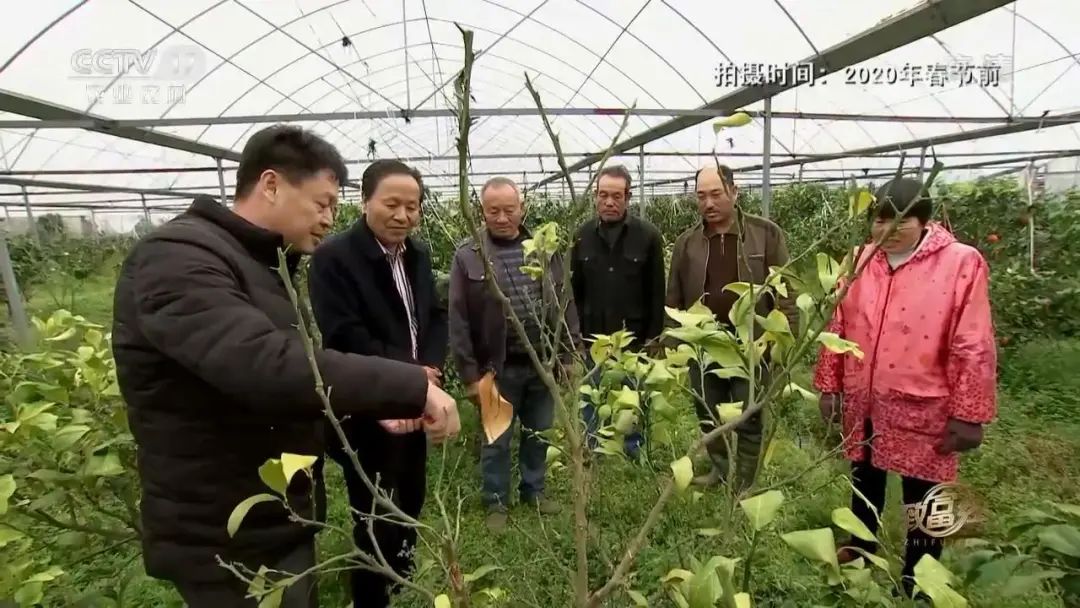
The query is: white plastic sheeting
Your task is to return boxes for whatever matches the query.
[0,0,1077,225]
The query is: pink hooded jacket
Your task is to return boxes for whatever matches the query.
[812,222,997,482]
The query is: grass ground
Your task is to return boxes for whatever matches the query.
[6,268,1080,607]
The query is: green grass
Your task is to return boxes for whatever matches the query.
[10,263,1080,608]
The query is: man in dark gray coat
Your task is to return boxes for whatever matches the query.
[448,176,580,532]
[111,125,459,607]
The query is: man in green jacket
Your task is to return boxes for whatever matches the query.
[666,164,798,490]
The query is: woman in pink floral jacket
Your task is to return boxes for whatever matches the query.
[813,177,997,595]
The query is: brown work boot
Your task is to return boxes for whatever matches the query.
[485,505,508,532]
[522,494,561,515]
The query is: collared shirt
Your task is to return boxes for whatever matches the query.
[378,239,419,360]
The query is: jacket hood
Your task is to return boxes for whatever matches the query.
[866,221,956,266]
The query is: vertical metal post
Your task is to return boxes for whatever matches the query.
[761,97,773,219]
[917,146,928,181]
[89,209,97,234]
[216,158,228,205]
[20,186,38,243]
[638,145,645,212]
[140,193,150,224]
[0,229,31,348]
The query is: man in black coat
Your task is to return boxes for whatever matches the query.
[570,165,666,459]
[111,125,459,608]
[307,159,447,607]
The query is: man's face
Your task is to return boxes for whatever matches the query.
[364,173,421,246]
[696,168,736,226]
[595,174,629,222]
[264,168,337,254]
[872,215,924,253]
[481,183,524,239]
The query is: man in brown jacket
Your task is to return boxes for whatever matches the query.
[666,164,798,490]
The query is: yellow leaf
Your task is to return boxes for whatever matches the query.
[712,111,752,132]
[671,456,693,491]
[280,453,318,486]
[816,332,864,359]
[228,494,278,537]
[848,190,875,218]
[477,371,513,444]
[716,402,743,424]
[434,594,452,608]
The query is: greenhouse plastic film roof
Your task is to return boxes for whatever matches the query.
[0,0,1078,223]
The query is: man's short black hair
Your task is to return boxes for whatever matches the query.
[873,177,933,224]
[235,124,348,199]
[694,164,735,191]
[361,159,424,202]
[596,164,632,192]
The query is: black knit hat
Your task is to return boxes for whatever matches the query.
[873,177,933,223]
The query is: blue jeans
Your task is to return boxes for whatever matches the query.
[481,362,554,508]
[580,358,647,457]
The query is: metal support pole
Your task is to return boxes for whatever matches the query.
[761,97,773,219]
[20,186,38,243]
[638,145,645,212]
[216,158,227,205]
[0,229,31,348]
[140,193,150,225]
[918,146,928,181]
[89,209,97,233]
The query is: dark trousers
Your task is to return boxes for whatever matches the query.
[481,362,554,507]
[175,541,317,607]
[848,421,943,587]
[328,420,427,608]
[688,361,765,491]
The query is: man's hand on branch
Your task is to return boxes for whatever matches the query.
[423,381,461,444]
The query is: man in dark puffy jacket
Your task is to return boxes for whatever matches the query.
[111,125,459,607]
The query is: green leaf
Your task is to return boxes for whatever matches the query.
[712,111,752,132]
[832,507,877,543]
[627,589,648,606]
[645,360,675,386]
[716,402,743,424]
[757,310,790,334]
[733,592,752,608]
[1038,524,1080,557]
[53,424,91,451]
[258,587,283,608]
[0,527,24,548]
[46,327,77,342]
[85,328,103,348]
[666,304,715,328]
[848,546,889,571]
[545,445,561,465]
[464,564,502,583]
[912,555,967,608]
[25,566,63,583]
[796,293,814,313]
[0,474,14,515]
[709,367,750,380]
[781,528,839,576]
[228,493,279,537]
[740,490,784,531]
[615,386,640,410]
[671,456,694,492]
[14,581,44,607]
[1001,570,1065,597]
[259,459,288,495]
[816,253,841,293]
[782,383,819,403]
[1050,502,1080,520]
[82,451,124,477]
[703,336,743,368]
[816,332,864,359]
[614,410,637,434]
[520,265,544,280]
[728,293,755,335]
[434,594,452,608]
[696,528,723,537]
[972,554,1029,588]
